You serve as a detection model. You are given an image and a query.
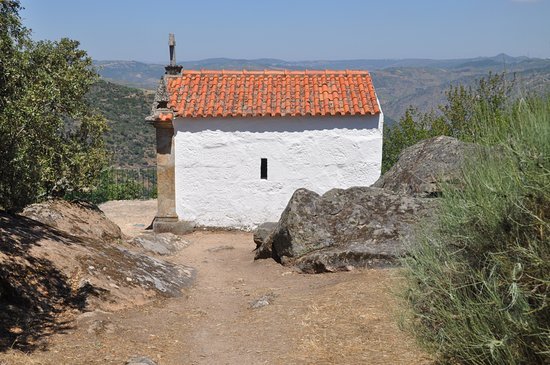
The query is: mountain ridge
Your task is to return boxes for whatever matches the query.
[93,54,550,121]
[95,53,544,73]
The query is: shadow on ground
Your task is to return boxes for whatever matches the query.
[0,213,99,351]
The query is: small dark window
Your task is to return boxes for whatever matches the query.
[260,158,268,180]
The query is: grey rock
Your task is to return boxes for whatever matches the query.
[253,222,278,249]
[255,187,435,273]
[76,310,117,335]
[131,232,190,255]
[207,245,234,252]
[249,292,277,309]
[126,357,157,365]
[115,247,195,297]
[373,135,476,197]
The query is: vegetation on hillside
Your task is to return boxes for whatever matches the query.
[400,95,550,364]
[382,73,512,172]
[86,80,155,167]
[0,1,108,212]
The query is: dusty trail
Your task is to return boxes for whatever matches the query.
[0,200,430,365]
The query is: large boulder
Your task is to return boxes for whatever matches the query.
[22,199,123,241]
[255,187,435,273]
[373,136,475,197]
[254,136,474,273]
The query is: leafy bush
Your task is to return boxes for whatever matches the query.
[0,1,108,212]
[400,95,549,364]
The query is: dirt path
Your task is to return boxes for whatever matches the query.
[1,200,430,365]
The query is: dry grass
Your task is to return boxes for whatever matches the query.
[0,351,41,365]
[294,269,432,365]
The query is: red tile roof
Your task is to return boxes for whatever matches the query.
[161,69,380,119]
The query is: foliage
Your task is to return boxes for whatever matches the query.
[381,73,512,173]
[85,80,155,168]
[382,107,448,173]
[441,73,513,141]
[400,95,550,364]
[0,0,108,212]
[66,168,157,204]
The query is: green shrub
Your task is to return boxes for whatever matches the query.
[66,168,157,204]
[400,95,549,364]
[382,107,449,173]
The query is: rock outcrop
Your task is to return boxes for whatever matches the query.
[16,200,195,302]
[373,135,475,197]
[255,136,470,272]
[22,199,124,241]
[1,202,195,350]
[255,187,435,273]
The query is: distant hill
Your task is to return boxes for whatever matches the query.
[93,54,546,88]
[86,80,155,167]
[90,55,550,167]
[94,54,550,121]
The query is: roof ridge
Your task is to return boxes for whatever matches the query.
[174,69,372,76]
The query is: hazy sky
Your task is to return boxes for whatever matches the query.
[21,0,550,63]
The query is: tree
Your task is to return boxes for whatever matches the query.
[440,72,512,141]
[0,0,108,212]
[381,72,513,173]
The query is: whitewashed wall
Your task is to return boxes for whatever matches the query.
[173,114,383,229]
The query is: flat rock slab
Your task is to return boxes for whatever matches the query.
[113,247,195,297]
[131,232,190,255]
[292,242,402,273]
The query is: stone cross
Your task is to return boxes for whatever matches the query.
[169,33,176,67]
[165,34,183,75]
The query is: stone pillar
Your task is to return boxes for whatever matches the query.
[153,120,178,232]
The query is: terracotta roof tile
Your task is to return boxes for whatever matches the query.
[162,69,380,119]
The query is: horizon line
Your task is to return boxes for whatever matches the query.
[92,53,547,65]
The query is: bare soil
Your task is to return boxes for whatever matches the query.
[0,200,430,365]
